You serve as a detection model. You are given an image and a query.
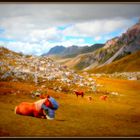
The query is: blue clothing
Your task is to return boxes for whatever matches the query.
[41,96,59,119]
[42,104,55,118]
[48,97,59,110]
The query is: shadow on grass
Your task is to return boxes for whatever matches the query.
[56,119,66,122]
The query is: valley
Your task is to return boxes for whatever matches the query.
[0,76,140,137]
[0,20,140,137]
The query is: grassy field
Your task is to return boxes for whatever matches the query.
[0,77,140,137]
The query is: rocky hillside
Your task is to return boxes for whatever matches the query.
[62,45,80,57]
[88,50,140,74]
[57,37,119,71]
[59,21,140,71]
[0,46,96,93]
[100,21,140,67]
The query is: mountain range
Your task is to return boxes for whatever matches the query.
[42,44,104,58]
[0,21,140,76]
[51,21,140,72]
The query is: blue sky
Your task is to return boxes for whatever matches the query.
[0,4,140,56]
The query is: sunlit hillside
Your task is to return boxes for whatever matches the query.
[88,50,140,74]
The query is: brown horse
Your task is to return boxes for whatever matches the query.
[74,90,84,98]
[88,96,93,101]
[15,96,53,119]
[100,95,108,101]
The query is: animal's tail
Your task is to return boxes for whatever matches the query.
[14,106,17,114]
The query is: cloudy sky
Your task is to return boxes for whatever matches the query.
[0,3,140,56]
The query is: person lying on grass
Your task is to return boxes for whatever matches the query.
[15,95,59,120]
[42,96,59,120]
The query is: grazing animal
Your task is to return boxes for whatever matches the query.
[74,90,84,98]
[100,95,108,101]
[15,95,58,119]
[88,96,93,101]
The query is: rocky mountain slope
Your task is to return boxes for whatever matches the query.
[58,21,140,71]
[0,46,96,93]
[88,50,140,74]
[42,45,66,56]
[100,21,140,67]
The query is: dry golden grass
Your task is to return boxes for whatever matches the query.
[0,78,140,137]
[88,50,140,73]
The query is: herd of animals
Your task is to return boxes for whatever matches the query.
[74,90,108,101]
[15,90,108,120]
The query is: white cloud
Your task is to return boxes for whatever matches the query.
[63,18,135,38]
[0,18,137,55]
[0,15,35,42]
[29,27,62,43]
[0,4,139,55]
[1,37,89,56]
[58,38,86,47]
[2,41,50,56]
[0,4,139,43]
[0,4,140,25]
[0,16,63,43]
